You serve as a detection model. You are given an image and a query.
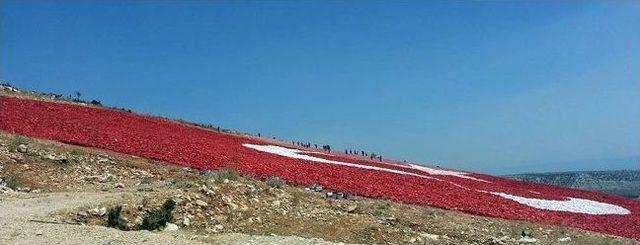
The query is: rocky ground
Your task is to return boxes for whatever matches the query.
[1,133,638,244]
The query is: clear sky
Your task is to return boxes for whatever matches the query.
[1,1,638,174]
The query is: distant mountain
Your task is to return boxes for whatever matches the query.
[506,170,640,199]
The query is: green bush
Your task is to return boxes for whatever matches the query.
[266,177,284,189]
[90,100,102,106]
[4,174,22,189]
[8,136,28,152]
[139,199,176,231]
[107,206,126,230]
[202,168,239,183]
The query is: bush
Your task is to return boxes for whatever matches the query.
[107,206,126,230]
[90,100,102,106]
[202,168,239,183]
[266,177,284,189]
[8,136,29,152]
[4,174,22,189]
[139,199,176,231]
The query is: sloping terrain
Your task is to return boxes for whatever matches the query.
[1,133,637,244]
[0,89,639,241]
[507,170,640,199]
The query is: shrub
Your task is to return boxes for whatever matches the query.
[139,199,176,231]
[90,100,102,106]
[107,206,126,230]
[4,174,22,189]
[202,168,239,183]
[8,136,29,152]
[266,177,284,189]
[170,180,196,189]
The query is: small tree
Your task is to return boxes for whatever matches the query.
[73,91,82,102]
[139,199,176,231]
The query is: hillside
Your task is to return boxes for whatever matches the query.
[1,133,637,244]
[506,170,640,199]
[1,85,640,243]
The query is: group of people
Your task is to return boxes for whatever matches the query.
[343,149,383,161]
[292,141,332,153]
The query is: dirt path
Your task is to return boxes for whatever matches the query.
[0,191,338,245]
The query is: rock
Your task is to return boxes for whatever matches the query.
[222,196,238,210]
[31,189,41,194]
[134,216,143,225]
[345,203,357,213]
[17,144,27,153]
[557,237,572,242]
[44,154,57,161]
[100,174,115,183]
[182,217,190,227]
[163,223,179,232]
[518,236,538,243]
[486,236,513,245]
[272,200,281,207]
[521,229,532,237]
[419,233,439,241]
[89,207,107,216]
[114,183,125,188]
[83,176,102,182]
[76,211,89,218]
[195,200,209,207]
[325,192,334,199]
[200,185,215,196]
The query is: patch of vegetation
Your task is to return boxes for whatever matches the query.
[223,208,236,222]
[4,174,22,189]
[140,176,153,185]
[107,205,126,230]
[202,168,239,183]
[139,199,176,231]
[89,99,102,106]
[373,201,391,217]
[291,191,302,206]
[8,136,29,152]
[69,149,82,156]
[170,180,197,189]
[266,176,284,189]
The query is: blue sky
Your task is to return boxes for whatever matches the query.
[1,1,638,174]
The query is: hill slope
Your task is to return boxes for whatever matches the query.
[1,88,639,240]
[1,133,637,244]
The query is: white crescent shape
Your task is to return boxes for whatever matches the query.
[492,192,630,215]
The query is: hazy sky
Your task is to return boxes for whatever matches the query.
[1,1,638,174]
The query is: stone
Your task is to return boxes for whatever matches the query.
[182,217,190,226]
[76,211,89,218]
[163,223,179,232]
[195,200,209,207]
[114,183,125,188]
[521,229,532,237]
[345,203,357,213]
[518,237,538,243]
[44,154,56,160]
[89,207,107,216]
[557,237,572,242]
[17,144,27,153]
[419,233,439,241]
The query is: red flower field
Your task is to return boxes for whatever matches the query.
[1,95,639,239]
